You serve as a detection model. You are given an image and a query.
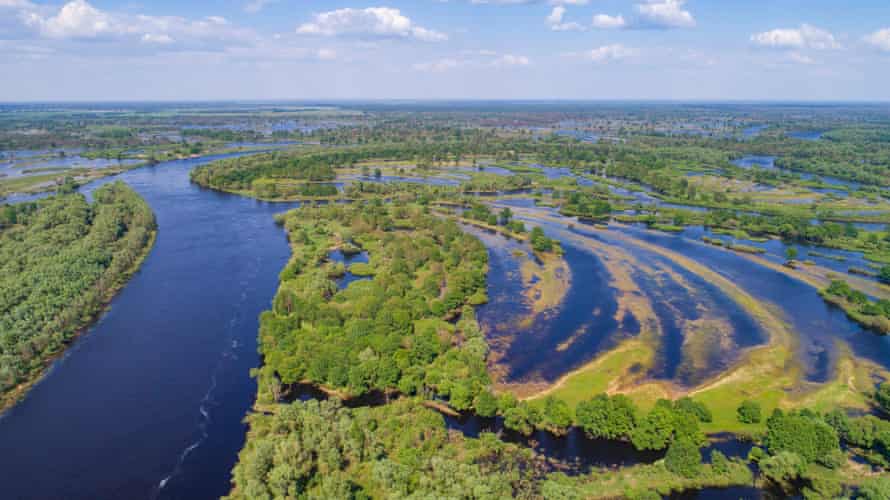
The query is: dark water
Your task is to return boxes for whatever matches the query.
[329,249,371,289]
[443,413,663,472]
[669,486,762,499]
[0,154,299,500]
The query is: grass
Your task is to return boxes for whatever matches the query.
[518,251,571,316]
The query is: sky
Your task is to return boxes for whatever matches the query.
[1,0,889,102]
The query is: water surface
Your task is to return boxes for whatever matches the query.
[0,154,298,500]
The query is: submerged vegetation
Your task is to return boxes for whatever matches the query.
[0,182,156,410]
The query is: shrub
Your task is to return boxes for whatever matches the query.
[737,400,762,424]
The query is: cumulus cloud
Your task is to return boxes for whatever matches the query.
[546,6,584,31]
[591,0,693,30]
[750,24,840,50]
[4,0,256,52]
[591,14,626,29]
[27,0,114,39]
[296,7,446,42]
[864,28,890,52]
[634,0,695,29]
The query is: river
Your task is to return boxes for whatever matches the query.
[0,154,298,499]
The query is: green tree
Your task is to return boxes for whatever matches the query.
[877,382,890,414]
[630,405,675,451]
[473,391,498,418]
[664,438,702,478]
[737,400,762,424]
[858,475,890,499]
[575,394,637,440]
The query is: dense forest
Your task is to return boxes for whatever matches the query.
[0,182,156,409]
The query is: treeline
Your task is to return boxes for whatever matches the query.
[0,182,156,408]
[190,150,341,191]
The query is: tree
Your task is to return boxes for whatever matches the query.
[664,438,702,478]
[542,396,573,434]
[630,405,674,451]
[760,451,805,490]
[858,475,890,500]
[877,382,890,414]
[879,265,890,285]
[737,400,762,424]
[575,394,637,440]
[473,391,498,418]
[785,246,798,263]
[764,411,839,463]
[498,207,513,226]
[530,226,553,253]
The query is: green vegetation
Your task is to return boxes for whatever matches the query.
[0,182,156,410]
[821,280,890,334]
[737,400,763,424]
[227,398,540,500]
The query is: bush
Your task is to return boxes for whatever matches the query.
[737,400,762,424]
[664,438,702,478]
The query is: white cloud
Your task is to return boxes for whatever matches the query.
[634,0,695,29]
[864,28,890,52]
[30,0,114,39]
[591,14,626,29]
[591,0,693,30]
[244,0,276,14]
[296,7,447,42]
[413,58,461,72]
[492,53,530,66]
[750,24,840,50]
[584,44,638,62]
[6,0,256,52]
[546,6,584,31]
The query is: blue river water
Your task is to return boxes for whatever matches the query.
[0,154,299,499]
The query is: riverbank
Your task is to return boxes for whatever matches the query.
[0,185,158,414]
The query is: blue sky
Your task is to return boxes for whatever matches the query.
[1,0,889,101]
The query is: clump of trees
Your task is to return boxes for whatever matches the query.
[737,400,763,424]
[821,280,890,334]
[0,183,156,406]
[530,226,558,253]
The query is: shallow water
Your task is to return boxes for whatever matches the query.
[0,153,299,499]
[615,223,890,380]
[329,249,371,289]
